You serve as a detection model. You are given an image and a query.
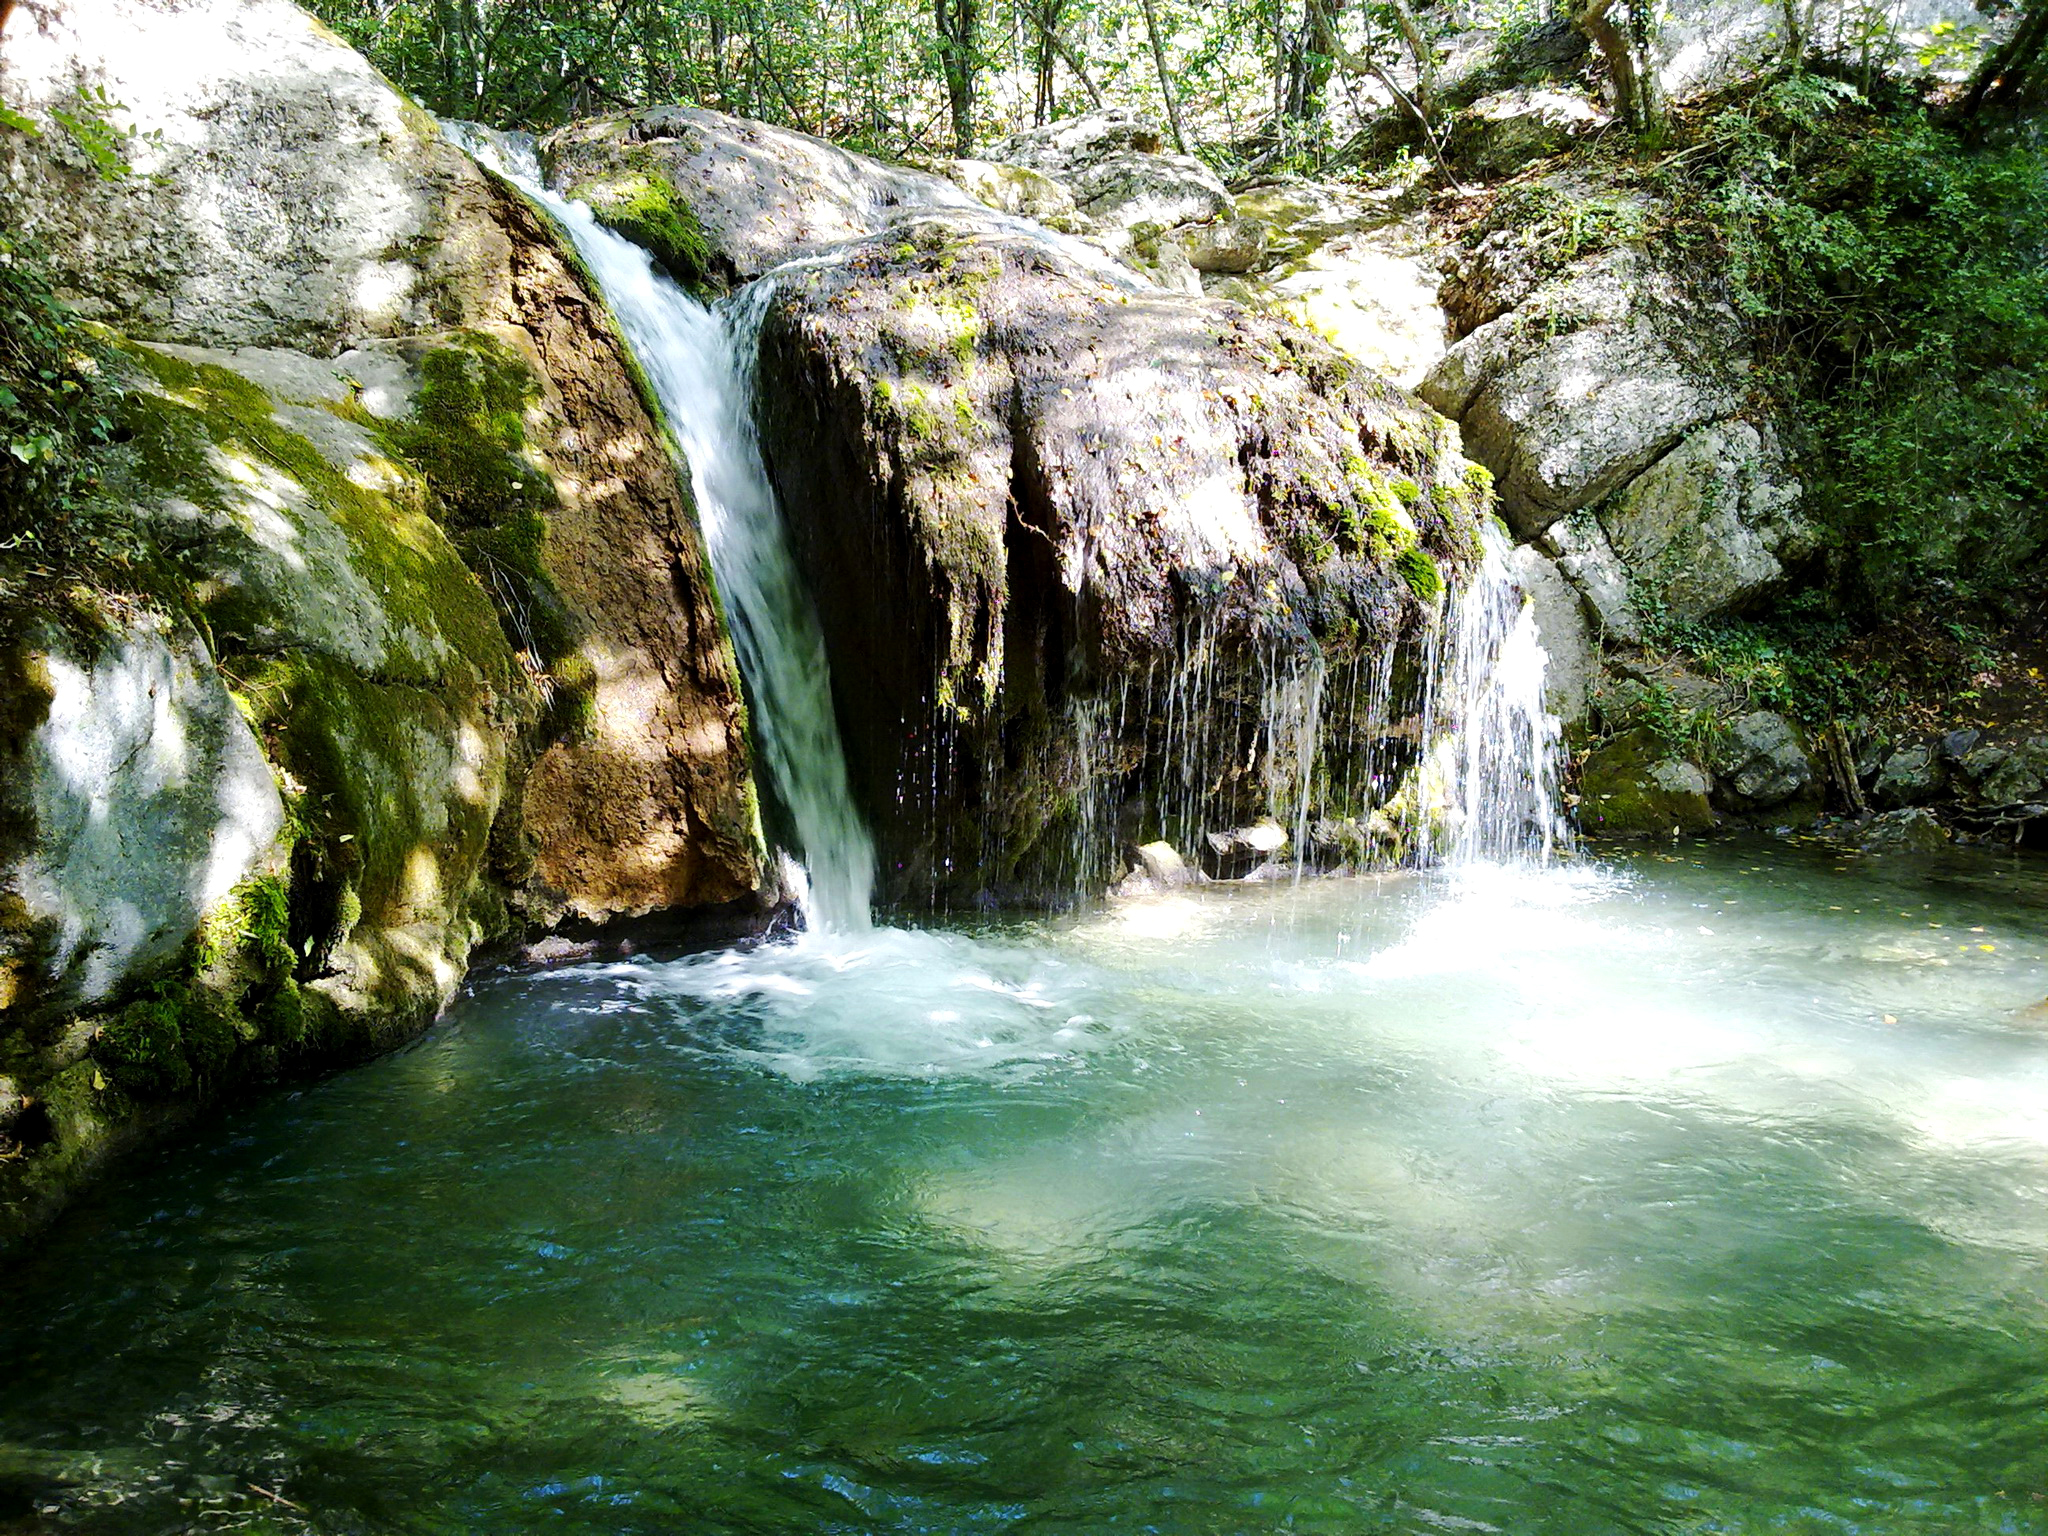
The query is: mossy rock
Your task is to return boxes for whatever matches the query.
[1579,726,1716,838]
[565,169,714,290]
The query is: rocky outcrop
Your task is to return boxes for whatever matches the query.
[986,107,1233,236]
[540,106,977,285]
[1446,87,1608,180]
[747,210,1493,903]
[0,0,764,1246]
[1578,727,1715,836]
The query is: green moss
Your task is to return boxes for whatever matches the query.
[1396,546,1443,602]
[194,873,295,977]
[385,332,578,668]
[566,169,714,289]
[91,982,241,1096]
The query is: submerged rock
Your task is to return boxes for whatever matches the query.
[749,209,1491,903]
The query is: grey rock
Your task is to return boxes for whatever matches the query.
[1419,251,1741,535]
[1710,710,1814,810]
[1958,744,2009,783]
[1448,87,1609,179]
[1939,728,1982,761]
[1980,737,2048,805]
[1860,807,1952,854]
[0,618,284,1011]
[541,106,978,283]
[1070,151,1233,233]
[944,158,1079,224]
[1509,543,1592,727]
[1600,418,1810,618]
[1251,211,1449,388]
[1544,509,1641,641]
[1203,820,1290,878]
[1172,217,1270,273]
[1871,744,1946,808]
[1132,840,1192,888]
[988,107,1166,172]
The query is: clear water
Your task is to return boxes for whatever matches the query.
[6,842,2047,1534]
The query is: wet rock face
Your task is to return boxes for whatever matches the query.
[751,212,1491,905]
[1578,727,1715,837]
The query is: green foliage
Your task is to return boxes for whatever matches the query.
[0,237,128,566]
[1664,77,2048,612]
[93,984,242,1097]
[1636,592,1868,727]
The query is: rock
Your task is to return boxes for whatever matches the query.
[1710,710,1814,811]
[1509,544,1592,728]
[1448,87,1608,180]
[750,209,1491,904]
[1544,509,1641,641]
[1860,807,1952,854]
[0,617,283,1014]
[1257,212,1450,389]
[1872,744,1946,808]
[1068,152,1233,234]
[1958,743,2009,784]
[944,158,1079,225]
[1132,841,1192,888]
[1578,727,1715,837]
[1231,177,1382,262]
[540,106,977,284]
[1146,235,1205,295]
[1979,737,2048,805]
[1171,217,1270,273]
[1939,728,1983,761]
[1599,418,1811,618]
[1419,249,1743,536]
[987,107,1166,170]
[0,0,767,1248]
[1203,820,1291,879]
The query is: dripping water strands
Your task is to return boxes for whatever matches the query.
[446,125,875,933]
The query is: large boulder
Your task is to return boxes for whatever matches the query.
[1447,87,1608,180]
[1709,710,1815,812]
[1578,727,1715,837]
[1509,544,1593,728]
[749,210,1494,904]
[540,106,977,285]
[1419,249,1744,536]
[1255,212,1451,390]
[986,108,1233,236]
[0,0,765,1246]
[1599,417,1812,617]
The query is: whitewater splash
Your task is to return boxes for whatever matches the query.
[448,126,875,932]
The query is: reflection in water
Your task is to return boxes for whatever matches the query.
[2,842,2047,1534]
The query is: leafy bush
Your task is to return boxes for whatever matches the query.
[1664,76,2048,614]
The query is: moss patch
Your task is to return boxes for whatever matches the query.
[566,169,713,290]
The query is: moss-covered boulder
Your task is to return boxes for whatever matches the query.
[1578,727,1717,838]
[751,209,1494,905]
[560,169,716,290]
[0,0,768,1249]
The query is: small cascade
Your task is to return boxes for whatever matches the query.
[1413,524,1569,864]
[447,125,875,931]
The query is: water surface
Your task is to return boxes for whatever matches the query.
[4,842,2047,1534]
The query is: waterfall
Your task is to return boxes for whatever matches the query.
[446,126,875,932]
[1415,524,1569,865]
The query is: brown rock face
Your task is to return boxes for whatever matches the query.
[751,212,1493,905]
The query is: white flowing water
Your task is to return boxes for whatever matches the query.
[449,127,875,932]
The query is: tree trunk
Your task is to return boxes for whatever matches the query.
[1137,0,1190,153]
[1386,0,1436,115]
[1958,0,2047,120]
[1572,0,1664,145]
[934,0,980,155]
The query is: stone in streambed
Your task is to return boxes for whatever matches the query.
[1578,728,1715,837]
[1202,821,1290,879]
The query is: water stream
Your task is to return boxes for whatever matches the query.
[452,128,876,931]
[3,842,2045,1533]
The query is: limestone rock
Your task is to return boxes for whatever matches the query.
[751,210,1491,904]
[1132,841,1192,888]
[1979,737,2048,805]
[1419,250,1743,536]
[988,107,1166,171]
[1068,152,1233,233]
[1509,544,1592,728]
[1448,87,1608,180]
[540,106,978,283]
[944,158,1080,224]
[1860,807,1951,854]
[1579,728,1715,837]
[1710,710,1814,811]
[1872,743,1946,808]
[1600,418,1810,618]
[0,618,283,1014]
[1203,820,1291,879]
[1257,213,1450,389]
[1544,509,1641,641]
[1173,217,1271,274]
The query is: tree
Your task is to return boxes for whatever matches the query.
[934,0,980,153]
[1571,0,1665,145]
[1957,0,2047,121]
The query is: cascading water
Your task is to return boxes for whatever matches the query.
[1414,523,1569,864]
[448,127,875,931]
